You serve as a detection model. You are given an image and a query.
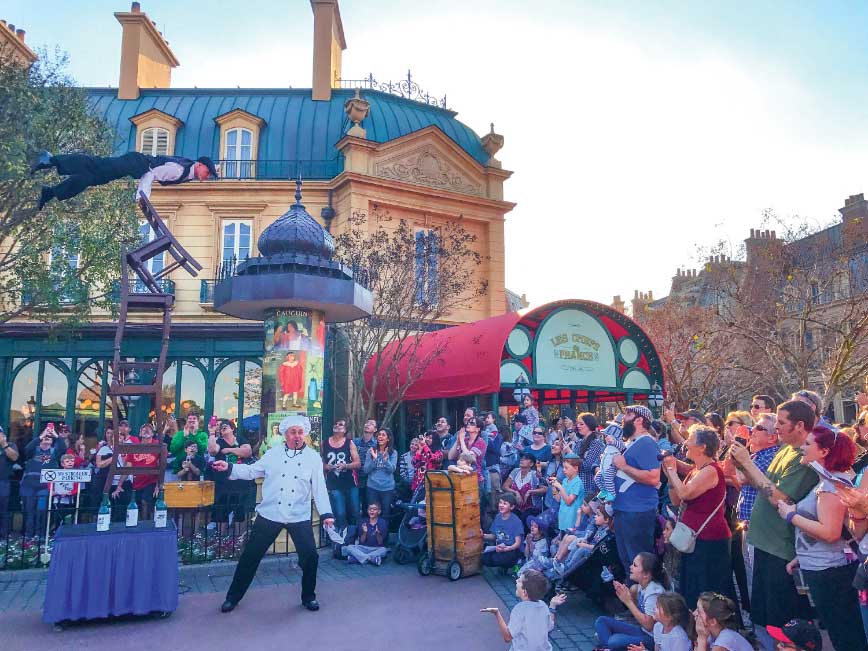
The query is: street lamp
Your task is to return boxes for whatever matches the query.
[648,382,664,417]
[513,373,530,404]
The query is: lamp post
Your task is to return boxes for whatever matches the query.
[648,382,664,417]
[512,373,530,404]
[26,395,36,438]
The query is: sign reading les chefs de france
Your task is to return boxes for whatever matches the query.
[534,308,617,388]
[40,468,93,483]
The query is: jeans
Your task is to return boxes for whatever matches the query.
[328,486,359,530]
[594,616,654,651]
[343,544,387,564]
[366,487,394,525]
[21,491,48,538]
[613,509,657,579]
[803,563,868,651]
[481,548,522,568]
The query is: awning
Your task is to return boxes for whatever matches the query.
[364,299,665,403]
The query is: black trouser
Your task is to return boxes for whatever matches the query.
[226,514,319,604]
[728,508,751,613]
[751,547,812,627]
[481,548,522,568]
[803,563,868,651]
[49,152,149,201]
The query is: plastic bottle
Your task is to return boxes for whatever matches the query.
[154,488,167,528]
[97,494,111,532]
[126,490,138,527]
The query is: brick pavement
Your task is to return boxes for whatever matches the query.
[0,551,606,649]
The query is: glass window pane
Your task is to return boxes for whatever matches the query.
[40,362,68,432]
[225,129,237,158]
[74,361,106,441]
[161,362,177,419]
[241,129,251,147]
[9,361,38,449]
[179,361,205,419]
[223,223,236,261]
[214,361,241,424]
[243,362,262,421]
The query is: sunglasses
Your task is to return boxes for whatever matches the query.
[750,404,763,409]
[754,425,768,433]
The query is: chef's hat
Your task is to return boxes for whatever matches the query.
[279,414,311,435]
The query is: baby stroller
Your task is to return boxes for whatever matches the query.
[392,483,428,564]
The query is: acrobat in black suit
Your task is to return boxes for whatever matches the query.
[31,150,219,209]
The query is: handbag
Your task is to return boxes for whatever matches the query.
[669,495,726,554]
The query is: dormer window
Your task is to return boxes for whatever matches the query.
[215,109,265,180]
[130,109,182,157]
[140,127,169,156]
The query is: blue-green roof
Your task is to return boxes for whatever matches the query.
[85,87,488,168]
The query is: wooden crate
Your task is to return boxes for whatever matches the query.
[165,481,215,508]
[426,471,482,575]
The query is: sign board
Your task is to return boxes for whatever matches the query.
[534,308,617,388]
[40,468,92,483]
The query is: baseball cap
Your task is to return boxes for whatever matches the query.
[766,620,821,651]
[625,405,654,422]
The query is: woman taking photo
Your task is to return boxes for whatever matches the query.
[363,427,398,524]
[575,412,605,496]
[776,425,867,651]
[662,424,738,612]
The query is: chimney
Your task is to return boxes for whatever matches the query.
[310,0,347,101]
[114,2,179,100]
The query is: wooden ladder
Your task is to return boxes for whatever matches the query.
[104,195,202,494]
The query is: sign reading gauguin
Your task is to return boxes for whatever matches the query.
[533,308,617,387]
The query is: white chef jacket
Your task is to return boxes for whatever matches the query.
[136,162,194,199]
[228,444,332,524]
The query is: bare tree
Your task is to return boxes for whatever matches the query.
[332,207,487,436]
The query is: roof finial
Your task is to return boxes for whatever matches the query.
[295,166,303,205]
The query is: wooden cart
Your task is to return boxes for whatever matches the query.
[418,470,482,581]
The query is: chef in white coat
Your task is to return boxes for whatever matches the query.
[212,414,333,613]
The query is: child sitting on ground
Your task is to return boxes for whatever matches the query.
[447,451,477,475]
[625,591,692,651]
[482,493,524,569]
[341,502,388,566]
[691,592,755,651]
[549,496,599,562]
[519,516,552,576]
[481,569,566,651]
[550,502,613,579]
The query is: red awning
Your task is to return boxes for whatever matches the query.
[364,310,522,402]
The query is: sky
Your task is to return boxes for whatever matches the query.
[7,1,868,308]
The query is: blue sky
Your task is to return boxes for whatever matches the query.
[7,1,868,307]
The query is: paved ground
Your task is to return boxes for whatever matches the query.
[0,552,606,650]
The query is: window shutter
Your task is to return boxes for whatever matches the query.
[141,129,154,154]
[155,129,169,155]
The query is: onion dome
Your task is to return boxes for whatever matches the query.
[257,179,335,258]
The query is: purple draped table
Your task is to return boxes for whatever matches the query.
[42,521,179,624]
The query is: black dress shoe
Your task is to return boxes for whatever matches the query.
[37,186,53,211]
[301,599,320,611]
[30,150,54,175]
[220,600,237,613]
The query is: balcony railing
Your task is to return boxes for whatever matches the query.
[22,279,88,306]
[216,158,344,181]
[200,280,215,304]
[110,279,176,302]
[337,70,449,109]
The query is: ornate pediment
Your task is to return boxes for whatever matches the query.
[374,146,483,197]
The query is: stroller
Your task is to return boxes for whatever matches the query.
[392,483,428,564]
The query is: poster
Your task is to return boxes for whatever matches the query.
[262,309,326,451]
[533,308,617,388]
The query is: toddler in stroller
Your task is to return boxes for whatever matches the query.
[392,483,428,564]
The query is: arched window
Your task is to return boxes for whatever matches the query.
[40,362,69,433]
[9,360,39,449]
[223,128,253,178]
[161,362,178,417]
[179,361,205,418]
[74,361,108,439]
[214,361,241,423]
[141,127,169,156]
[243,361,262,421]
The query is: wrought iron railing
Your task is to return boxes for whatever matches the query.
[337,70,448,109]
[216,158,344,180]
[200,280,216,304]
[201,257,250,303]
[22,279,88,306]
[110,278,175,302]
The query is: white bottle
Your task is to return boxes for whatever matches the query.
[97,495,111,532]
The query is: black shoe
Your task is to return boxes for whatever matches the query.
[220,600,237,613]
[37,186,53,211]
[30,150,54,175]
[301,599,320,611]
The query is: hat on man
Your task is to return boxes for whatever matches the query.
[766,620,821,651]
[279,414,311,435]
[196,156,219,179]
[625,405,654,423]
[562,452,581,460]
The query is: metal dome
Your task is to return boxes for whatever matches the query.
[257,180,335,258]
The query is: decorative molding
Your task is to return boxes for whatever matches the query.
[130,108,183,129]
[374,146,483,197]
[214,108,266,128]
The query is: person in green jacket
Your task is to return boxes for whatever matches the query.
[169,413,210,456]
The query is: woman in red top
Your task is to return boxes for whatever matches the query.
[114,423,161,519]
[411,431,443,492]
[662,424,739,613]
